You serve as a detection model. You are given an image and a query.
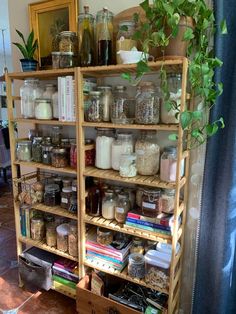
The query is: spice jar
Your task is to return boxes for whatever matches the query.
[16,141,32,161]
[86,91,103,122]
[135,131,160,175]
[35,99,53,120]
[31,217,45,241]
[97,227,113,246]
[85,139,95,166]
[51,126,62,146]
[32,137,43,162]
[161,189,175,214]
[111,86,129,124]
[128,253,145,279]
[111,133,133,171]
[142,189,161,217]
[130,237,144,254]
[44,184,61,206]
[56,223,70,252]
[51,148,68,168]
[97,86,113,122]
[135,82,160,124]
[60,52,76,68]
[102,189,117,220]
[20,79,42,118]
[46,222,57,247]
[68,222,78,257]
[116,21,137,64]
[42,145,53,165]
[115,192,130,223]
[119,154,137,178]
[61,187,73,209]
[70,141,77,168]
[59,31,78,53]
[95,128,115,169]
[160,146,184,182]
[51,52,61,69]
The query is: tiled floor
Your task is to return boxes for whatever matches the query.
[0,176,77,314]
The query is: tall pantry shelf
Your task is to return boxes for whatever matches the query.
[77,57,190,314]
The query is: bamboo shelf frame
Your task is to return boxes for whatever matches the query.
[12,118,76,126]
[32,203,77,220]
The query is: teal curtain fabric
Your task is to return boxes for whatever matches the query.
[193,1,236,313]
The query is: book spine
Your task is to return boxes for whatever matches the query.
[126,218,171,231]
[60,77,66,121]
[25,206,30,238]
[53,268,79,283]
[127,212,141,220]
[85,244,123,260]
[127,212,172,227]
[65,76,72,121]
[125,222,171,235]
[86,250,124,264]
[52,275,76,289]
[20,207,26,236]
[58,77,62,121]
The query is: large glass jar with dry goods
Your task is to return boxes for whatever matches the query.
[59,31,78,54]
[16,140,32,161]
[20,79,42,118]
[68,222,78,257]
[46,222,57,247]
[111,86,129,124]
[160,146,184,182]
[86,91,103,122]
[135,82,160,124]
[95,128,115,169]
[51,147,68,168]
[116,21,137,64]
[102,189,117,220]
[128,253,145,279]
[142,188,161,217]
[135,131,160,175]
[115,192,130,223]
[32,136,43,162]
[31,217,45,241]
[97,86,113,122]
[161,189,175,214]
[44,184,61,206]
[56,223,70,252]
[111,133,133,171]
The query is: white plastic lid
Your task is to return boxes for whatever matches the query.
[145,250,170,269]
[56,223,70,236]
[156,242,180,255]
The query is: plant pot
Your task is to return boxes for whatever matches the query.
[20,59,38,72]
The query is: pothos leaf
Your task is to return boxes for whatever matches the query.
[220,19,228,34]
[206,123,218,136]
[180,111,192,129]
[121,73,131,82]
[183,28,194,41]
[168,134,178,141]
[137,60,150,74]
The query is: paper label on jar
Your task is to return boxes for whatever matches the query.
[72,187,77,192]
[61,198,68,204]
[136,149,145,156]
[43,154,47,158]
[142,202,156,209]
[116,207,124,214]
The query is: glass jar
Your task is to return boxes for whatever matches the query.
[70,142,77,168]
[119,153,137,178]
[85,139,95,166]
[135,131,160,175]
[53,177,63,191]
[97,86,113,122]
[161,74,182,124]
[128,253,145,279]
[72,179,77,193]
[35,99,52,120]
[60,52,76,68]
[102,190,117,220]
[42,145,53,165]
[115,192,130,223]
[111,133,133,171]
[62,178,72,188]
[56,223,70,252]
[86,91,103,122]
[130,237,144,254]
[160,146,184,182]
[43,137,52,145]
[86,185,102,217]
[51,52,61,69]
[52,91,59,119]
[116,21,137,64]
[44,184,61,206]
[32,136,43,162]
[68,197,77,213]
[61,187,73,209]
[68,222,78,257]
[95,128,115,169]
[43,84,56,100]
[16,141,32,161]
[97,227,113,246]
[51,148,68,168]
[20,79,42,118]
[51,126,62,146]
[135,82,160,124]
[46,222,57,247]
[136,186,145,208]
[142,189,161,217]
[111,86,129,124]
[59,31,78,54]
[144,240,156,253]
[161,189,175,214]
[28,129,38,141]
[31,217,45,241]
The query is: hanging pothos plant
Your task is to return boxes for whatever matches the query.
[122,0,227,148]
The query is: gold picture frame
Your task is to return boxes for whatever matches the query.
[29,0,78,69]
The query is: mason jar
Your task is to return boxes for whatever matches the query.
[59,31,78,54]
[111,86,129,123]
[86,91,103,122]
[20,79,42,118]
[16,141,32,161]
[32,136,43,162]
[102,189,117,220]
[111,133,133,170]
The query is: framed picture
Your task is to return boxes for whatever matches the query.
[29,0,78,68]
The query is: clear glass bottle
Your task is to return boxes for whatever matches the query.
[102,189,117,220]
[111,86,129,123]
[32,136,43,162]
[16,141,32,161]
[20,79,42,118]
[135,82,160,124]
[78,6,95,66]
[97,86,113,122]
[115,192,130,223]
[86,91,103,122]
[135,131,160,175]
[51,126,62,146]
[116,21,137,64]
[95,128,115,169]
[160,146,184,182]
[43,84,56,100]
[111,133,133,170]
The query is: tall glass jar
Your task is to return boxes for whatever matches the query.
[20,79,42,118]
[43,84,56,100]
[59,31,78,54]
[102,189,117,220]
[135,82,160,124]
[128,253,145,279]
[32,136,43,162]
[68,222,78,257]
[161,74,182,124]
[86,184,102,217]
[111,133,133,170]
[115,192,130,223]
[111,86,129,123]
[95,128,115,169]
[52,91,59,119]
[86,91,103,122]
[51,126,62,146]
[135,131,160,175]
[31,217,45,241]
[142,188,161,217]
[161,189,175,214]
[16,141,32,161]
[160,146,184,182]
[97,86,113,122]
[116,21,137,64]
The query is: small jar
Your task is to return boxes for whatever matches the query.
[35,99,53,120]
[142,189,161,217]
[51,126,62,146]
[31,217,45,241]
[102,190,117,220]
[86,91,103,122]
[68,222,78,257]
[85,139,95,167]
[161,189,175,214]
[115,192,130,224]
[160,146,184,182]
[59,31,78,53]
[97,86,113,122]
[128,253,145,279]
[56,223,70,252]
[32,136,43,162]
[46,222,57,247]
[51,148,68,168]
[119,153,137,178]
[61,187,73,209]
[97,227,113,246]
[44,184,61,206]
[16,141,32,161]
[111,133,133,171]
[96,128,115,169]
[135,82,160,124]
[60,52,75,68]
[111,86,129,124]
[42,145,53,164]
[130,237,144,254]
[62,178,72,188]
[51,52,61,69]
[86,185,102,217]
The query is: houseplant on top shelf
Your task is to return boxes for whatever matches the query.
[122,0,227,148]
[12,29,38,72]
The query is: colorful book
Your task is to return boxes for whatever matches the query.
[52,275,76,289]
[125,222,171,235]
[53,258,78,273]
[53,266,79,283]
[126,218,171,231]
[86,250,124,265]
[127,212,175,227]
[20,207,26,236]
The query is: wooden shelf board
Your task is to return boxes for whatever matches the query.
[7,68,75,80]
[14,160,77,175]
[19,236,78,261]
[52,282,76,300]
[84,260,169,295]
[32,203,77,220]
[13,118,76,126]
[84,167,186,189]
[84,214,172,243]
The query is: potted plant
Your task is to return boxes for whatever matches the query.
[123,0,227,148]
[12,29,38,72]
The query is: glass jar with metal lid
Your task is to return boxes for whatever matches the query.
[51,126,62,146]
[130,237,144,255]
[86,91,103,122]
[102,189,117,220]
[31,217,45,241]
[111,132,133,171]
[160,146,184,182]
[35,99,53,120]
[44,184,61,206]
[115,192,130,223]
[95,128,115,169]
[32,136,43,162]
[142,188,161,217]
[97,86,113,122]
[61,187,73,209]
[16,140,32,161]
[111,86,129,124]
[59,31,78,53]
[60,52,76,68]
[51,147,68,168]
[161,189,175,214]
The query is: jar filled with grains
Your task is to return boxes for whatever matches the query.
[97,86,113,122]
[142,188,161,217]
[160,146,184,182]
[111,86,129,124]
[119,153,137,178]
[51,126,62,146]
[31,217,45,241]
[51,148,68,168]
[61,187,73,209]
[111,133,133,171]
[59,31,78,54]
[56,223,70,252]
[115,192,130,224]
[161,189,175,214]
[46,222,57,247]
[70,141,77,168]
[68,222,78,257]
[97,227,113,246]
[86,91,103,122]
[16,141,32,161]
[44,184,61,206]
[32,137,43,162]
[128,253,145,279]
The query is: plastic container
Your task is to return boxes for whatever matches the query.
[56,223,70,252]
[142,189,161,217]
[128,253,145,279]
[97,227,113,246]
[35,99,53,120]
[44,184,61,207]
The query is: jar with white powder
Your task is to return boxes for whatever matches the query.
[95,128,115,169]
[160,146,184,182]
[111,133,133,170]
[102,190,117,220]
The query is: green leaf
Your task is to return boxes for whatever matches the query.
[220,19,228,34]
[27,30,34,50]
[133,30,142,41]
[121,73,131,82]
[15,29,26,45]
[180,111,192,129]
[183,28,194,41]
[163,3,174,15]
[206,123,218,136]
[192,111,202,121]
[120,25,128,32]
[140,0,149,12]
[12,42,28,58]
[137,60,150,75]
[218,82,223,96]
[133,13,139,23]
[202,18,210,30]
[219,117,225,128]
[168,134,178,141]
[165,100,173,112]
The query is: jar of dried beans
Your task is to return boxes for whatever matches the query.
[142,188,161,217]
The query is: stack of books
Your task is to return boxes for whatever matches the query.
[58,76,75,122]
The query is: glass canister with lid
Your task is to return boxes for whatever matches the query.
[128,253,145,279]
[20,79,42,118]
[102,189,117,220]
[142,188,162,217]
[57,223,70,252]
[42,145,53,164]
[51,147,68,168]
[119,153,137,178]
[97,86,113,122]
[135,82,160,124]
[86,91,103,122]
[115,192,130,223]
[161,189,175,214]
[111,86,129,123]
[160,146,184,182]
[35,99,53,120]
[135,130,160,175]
[111,132,133,171]
[31,217,45,241]
[95,128,115,169]
[16,140,32,161]
[44,184,61,206]
[59,31,78,54]
[60,52,76,68]
[32,136,43,162]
